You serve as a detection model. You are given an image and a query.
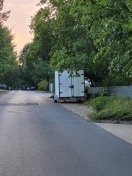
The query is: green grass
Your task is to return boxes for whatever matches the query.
[0,90,7,94]
[85,96,132,122]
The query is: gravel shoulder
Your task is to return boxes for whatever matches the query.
[59,103,93,121]
[59,102,132,145]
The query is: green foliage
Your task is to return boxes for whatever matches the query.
[19,43,30,64]
[18,44,35,87]
[86,96,132,121]
[32,59,54,82]
[19,39,54,87]
[0,25,18,87]
[38,80,48,91]
[48,0,132,85]
[0,0,10,24]
[0,90,7,94]
[27,0,132,87]
[0,1,18,87]
[20,7,54,86]
[87,96,115,112]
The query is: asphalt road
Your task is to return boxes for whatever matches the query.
[0,91,132,176]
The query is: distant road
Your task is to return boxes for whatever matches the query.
[0,91,132,176]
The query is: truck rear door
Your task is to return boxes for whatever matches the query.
[72,70,84,97]
[59,70,72,97]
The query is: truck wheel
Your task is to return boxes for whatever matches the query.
[78,99,82,103]
[54,95,58,103]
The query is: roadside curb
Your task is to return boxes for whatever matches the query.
[93,120,132,125]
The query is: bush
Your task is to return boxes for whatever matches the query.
[86,96,132,121]
[86,96,115,111]
[38,80,48,91]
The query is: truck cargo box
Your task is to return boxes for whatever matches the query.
[54,70,85,102]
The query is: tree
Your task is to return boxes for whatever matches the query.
[19,43,30,64]
[23,7,54,86]
[0,0,10,24]
[42,0,110,85]
[27,0,132,86]
[18,43,35,87]
[86,0,132,84]
[0,25,18,87]
[0,1,19,87]
[47,0,132,85]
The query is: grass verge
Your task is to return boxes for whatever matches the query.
[0,90,7,94]
[85,96,132,122]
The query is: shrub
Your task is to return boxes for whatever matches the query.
[86,96,132,121]
[38,80,48,91]
[86,96,115,111]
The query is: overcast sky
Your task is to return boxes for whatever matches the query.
[3,0,40,54]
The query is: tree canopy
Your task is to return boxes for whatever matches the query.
[0,1,18,87]
[19,6,54,86]
[20,0,132,86]
[0,25,18,87]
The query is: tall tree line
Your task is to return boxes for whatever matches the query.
[0,0,19,87]
[20,0,132,86]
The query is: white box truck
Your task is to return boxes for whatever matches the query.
[54,70,85,102]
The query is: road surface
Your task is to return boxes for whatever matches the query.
[0,91,132,176]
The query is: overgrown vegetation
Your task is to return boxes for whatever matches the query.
[37,80,48,91]
[0,90,7,94]
[85,96,132,122]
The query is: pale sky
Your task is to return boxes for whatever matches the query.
[3,0,40,54]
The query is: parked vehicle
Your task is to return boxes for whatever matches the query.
[0,84,7,89]
[29,86,36,90]
[54,70,85,102]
